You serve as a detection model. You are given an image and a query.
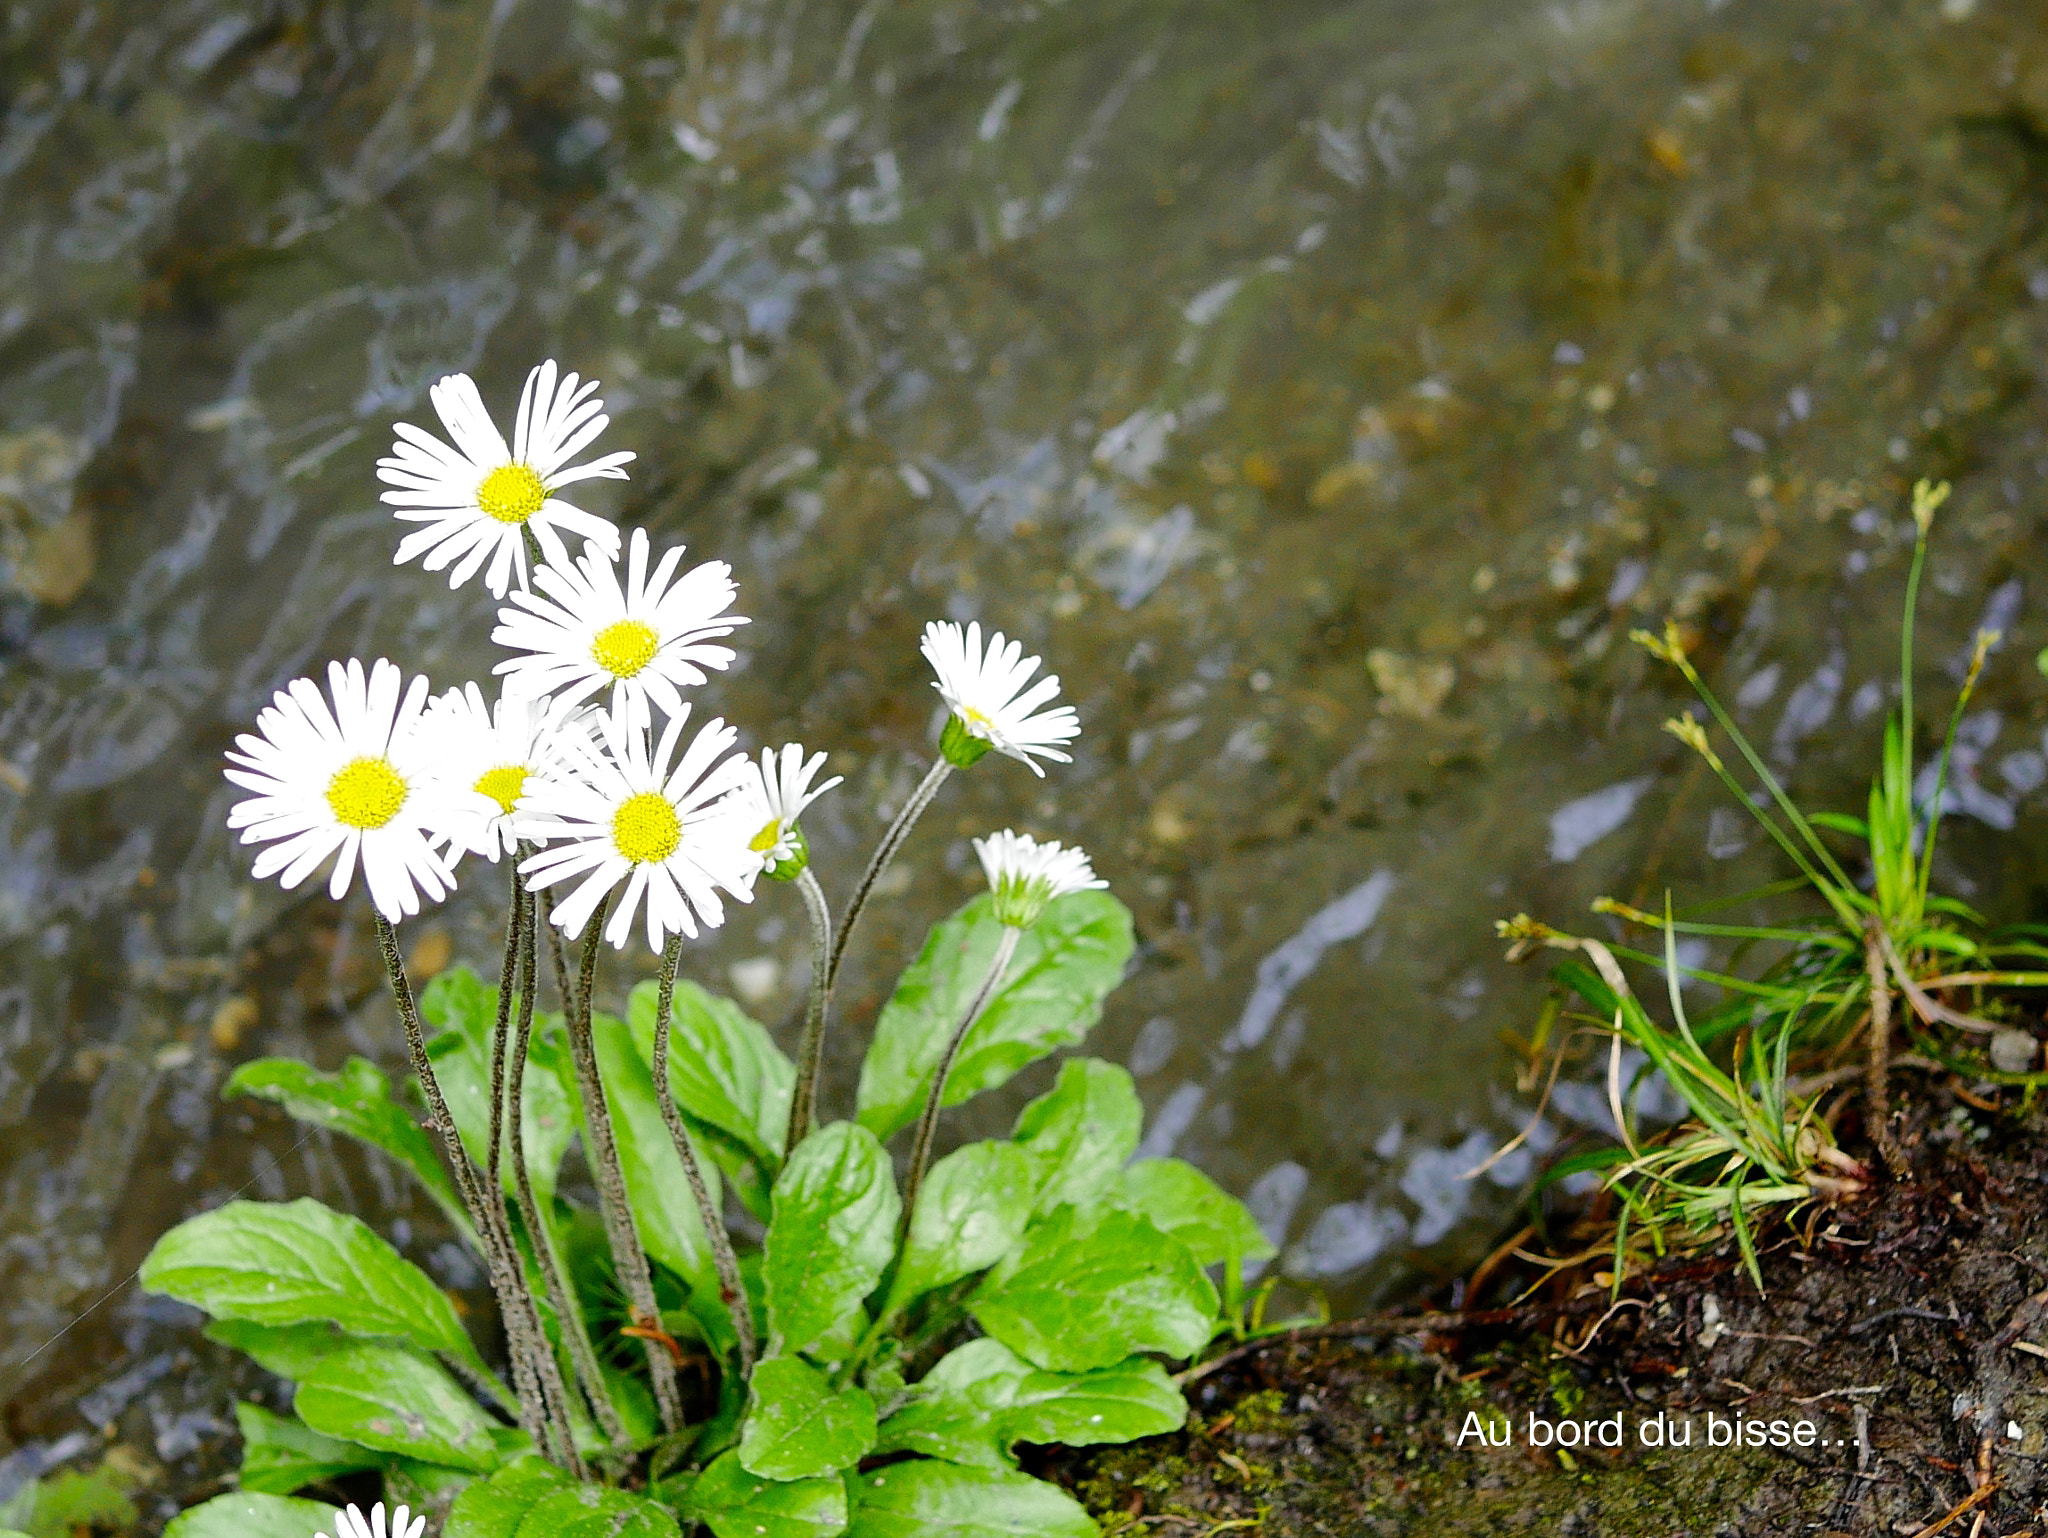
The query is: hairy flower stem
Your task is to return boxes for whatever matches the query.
[370,914,537,1434]
[506,870,617,1459]
[1863,921,1910,1179]
[897,925,1021,1249]
[783,866,836,1150]
[481,873,579,1470]
[827,760,952,997]
[561,898,684,1432]
[652,934,757,1377]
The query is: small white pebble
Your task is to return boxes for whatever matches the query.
[2010,1421,2025,1441]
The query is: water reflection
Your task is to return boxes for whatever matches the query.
[6,0,2048,1513]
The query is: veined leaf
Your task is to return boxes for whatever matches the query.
[857,893,1134,1140]
[514,1486,681,1537]
[447,1456,573,1538]
[885,1141,1034,1315]
[763,1123,898,1362]
[164,1493,338,1538]
[141,1198,492,1383]
[846,1461,1096,1538]
[998,1358,1185,1448]
[680,1451,847,1538]
[1012,1060,1140,1217]
[233,1402,383,1495]
[205,1318,350,1382]
[739,1357,877,1480]
[971,1205,1217,1371]
[1110,1159,1274,1270]
[627,978,793,1173]
[873,1339,1032,1469]
[294,1344,503,1473]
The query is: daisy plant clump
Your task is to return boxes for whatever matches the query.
[142,361,1271,1538]
[1493,480,2048,1294]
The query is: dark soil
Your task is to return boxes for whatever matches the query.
[1050,1079,2048,1536]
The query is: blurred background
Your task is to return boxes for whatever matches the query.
[5,0,2048,1519]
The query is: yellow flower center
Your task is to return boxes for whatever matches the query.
[749,819,783,854]
[613,791,681,864]
[591,618,660,679]
[962,706,993,735]
[474,764,528,816]
[476,463,548,525]
[327,757,408,830]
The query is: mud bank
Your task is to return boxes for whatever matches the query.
[1052,1080,2048,1536]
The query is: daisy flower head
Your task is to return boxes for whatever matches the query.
[730,744,844,881]
[921,620,1080,776]
[377,359,632,598]
[517,701,760,951]
[225,658,457,920]
[319,1502,424,1538]
[973,829,1107,930]
[411,682,590,863]
[493,526,746,720]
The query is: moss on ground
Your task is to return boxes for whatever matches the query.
[1048,1080,2048,1534]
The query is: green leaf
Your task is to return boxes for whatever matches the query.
[739,1357,877,1480]
[204,1319,351,1382]
[447,1456,574,1538]
[514,1487,682,1538]
[225,1057,472,1239]
[0,1463,141,1535]
[628,978,793,1172]
[972,1205,1218,1371]
[846,1461,1096,1538]
[586,1010,721,1296]
[294,1344,504,1473]
[1012,1061,1140,1217]
[680,1451,848,1538]
[763,1122,899,1361]
[164,1493,338,1538]
[233,1401,383,1495]
[141,1198,491,1382]
[998,1358,1186,1448]
[421,970,578,1208]
[857,893,1135,1140]
[1110,1160,1275,1269]
[885,1141,1034,1314]
[873,1339,1032,1469]
[877,1343,1181,1468]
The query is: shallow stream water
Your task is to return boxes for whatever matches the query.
[7,0,2048,1517]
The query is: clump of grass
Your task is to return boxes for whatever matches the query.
[1496,480,2048,1289]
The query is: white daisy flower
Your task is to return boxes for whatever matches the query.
[225,658,457,920]
[972,829,1106,929]
[377,359,632,598]
[493,526,746,720]
[410,682,590,863]
[921,620,1080,776]
[729,744,843,880]
[318,1502,425,1538]
[517,702,760,951]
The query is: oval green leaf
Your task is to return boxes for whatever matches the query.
[164,1493,339,1538]
[1111,1159,1275,1269]
[856,893,1134,1140]
[1012,1060,1140,1218]
[295,1343,504,1473]
[140,1198,480,1373]
[680,1450,848,1538]
[763,1122,898,1361]
[971,1206,1217,1371]
[846,1461,1096,1538]
[739,1356,877,1480]
[885,1141,1034,1315]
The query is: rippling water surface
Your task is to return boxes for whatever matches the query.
[7,0,2048,1516]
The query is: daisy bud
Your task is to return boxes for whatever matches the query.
[972,829,1106,930]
